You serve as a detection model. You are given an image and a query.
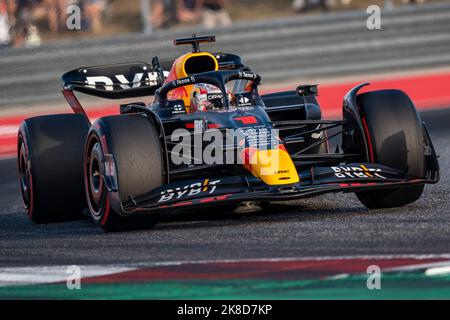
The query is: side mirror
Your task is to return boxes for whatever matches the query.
[296,84,318,97]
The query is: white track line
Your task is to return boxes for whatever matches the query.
[384,261,450,272]
[425,266,450,276]
[0,265,135,287]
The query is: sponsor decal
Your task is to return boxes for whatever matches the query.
[169,100,186,114]
[172,76,196,87]
[85,71,169,91]
[169,99,186,114]
[214,106,254,113]
[331,165,386,179]
[238,71,257,80]
[194,120,205,132]
[172,104,185,114]
[236,93,253,107]
[207,93,223,100]
[237,127,279,150]
[158,179,221,203]
[185,120,206,131]
[239,96,250,104]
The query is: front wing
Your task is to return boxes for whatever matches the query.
[121,161,439,215]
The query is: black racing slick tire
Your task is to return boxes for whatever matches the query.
[17,114,89,223]
[355,89,425,209]
[84,114,165,231]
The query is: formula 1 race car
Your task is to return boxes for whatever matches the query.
[17,35,440,231]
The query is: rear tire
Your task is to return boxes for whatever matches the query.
[84,114,165,231]
[355,89,425,209]
[17,114,89,223]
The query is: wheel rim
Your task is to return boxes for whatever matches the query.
[87,140,105,217]
[18,138,31,208]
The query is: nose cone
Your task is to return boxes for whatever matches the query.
[241,145,299,185]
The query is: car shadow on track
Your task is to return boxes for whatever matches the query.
[1,188,432,242]
[149,198,391,232]
[2,197,382,237]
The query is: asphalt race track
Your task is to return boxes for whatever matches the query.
[0,109,449,268]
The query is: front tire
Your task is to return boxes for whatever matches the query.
[355,89,425,209]
[84,114,165,231]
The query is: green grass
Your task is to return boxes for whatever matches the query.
[1,273,449,300]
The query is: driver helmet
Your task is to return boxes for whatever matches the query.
[190,83,232,112]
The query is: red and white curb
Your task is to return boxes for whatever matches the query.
[1,254,450,287]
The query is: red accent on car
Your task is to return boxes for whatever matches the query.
[18,134,34,218]
[186,122,220,129]
[215,194,232,200]
[234,116,258,124]
[361,117,375,163]
[172,201,193,207]
[100,195,111,226]
[28,167,34,218]
[62,89,90,123]
[199,194,229,203]
[240,147,257,171]
[200,194,232,203]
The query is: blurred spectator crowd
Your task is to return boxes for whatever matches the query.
[151,0,231,30]
[0,0,111,48]
[0,0,229,48]
[0,0,431,50]
[292,0,426,12]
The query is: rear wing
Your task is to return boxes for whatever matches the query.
[61,57,172,124]
[62,58,172,99]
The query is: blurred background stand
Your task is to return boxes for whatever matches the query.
[141,0,153,35]
[384,0,395,10]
